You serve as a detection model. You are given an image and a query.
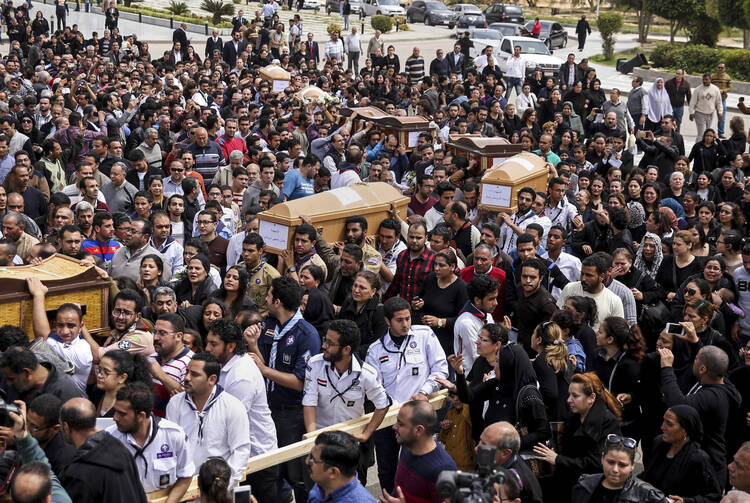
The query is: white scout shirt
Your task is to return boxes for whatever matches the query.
[303,354,392,429]
[46,334,93,393]
[166,385,251,485]
[365,325,449,404]
[218,353,278,456]
[453,306,494,374]
[106,417,195,493]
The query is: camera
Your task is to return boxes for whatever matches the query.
[0,400,20,428]
[436,446,506,503]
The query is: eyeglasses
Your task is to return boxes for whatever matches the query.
[321,339,341,347]
[28,422,52,433]
[171,168,184,172]
[95,366,115,377]
[606,433,637,449]
[154,330,177,337]
[112,308,135,318]
[197,220,215,226]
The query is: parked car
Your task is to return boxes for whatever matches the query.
[487,21,528,38]
[360,0,405,16]
[466,28,503,59]
[497,36,563,78]
[524,20,567,50]
[301,0,320,9]
[406,0,458,27]
[483,3,524,24]
[454,13,487,36]
[451,3,483,16]
[326,0,361,14]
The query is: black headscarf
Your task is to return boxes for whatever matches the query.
[498,343,537,397]
[669,404,703,443]
[302,287,334,341]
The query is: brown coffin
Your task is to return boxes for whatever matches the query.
[480,152,549,214]
[341,106,430,151]
[259,64,291,93]
[257,182,409,253]
[0,254,111,337]
[445,135,523,173]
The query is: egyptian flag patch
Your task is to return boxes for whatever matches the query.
[379,355,389,363]
[317,378,327,387]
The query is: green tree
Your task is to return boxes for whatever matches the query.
[645,0,699,43]
[166,0,190,16]
[200,0,235,25]
[609,0,651,42]
[597,12,623,59]
[719,0,750,48]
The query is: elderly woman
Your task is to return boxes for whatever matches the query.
[561,101,584,136]
[641,405,722,503]
[663,172,686,204]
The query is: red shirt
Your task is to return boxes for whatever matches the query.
[385,247,436,302]
[409,195,437,216]
[532,21,542,35]
[460,265,507,320]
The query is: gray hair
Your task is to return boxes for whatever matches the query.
[722,491,750,503]
[145,127,158,137]
[75,201,94,214]
[229,150,244,161]
[496,426,520,455]
[3,211,23,226]
[474,243,494,255]
[698,345,729,379]
[153,286,177,303]
[111,162,128,175]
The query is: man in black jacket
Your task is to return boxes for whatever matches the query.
[448,41,467,77]
[481,421,543,503]
[205,28,223,59]
[60,397,148,503]
[660,345,742,490]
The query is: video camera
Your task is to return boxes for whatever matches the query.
[0,400,19,428]
[436,445,508,503]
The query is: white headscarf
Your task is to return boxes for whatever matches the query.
[647,78,673,123]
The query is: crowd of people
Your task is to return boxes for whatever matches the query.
[0,1,749,503]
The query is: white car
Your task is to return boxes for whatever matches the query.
[361,0,405,16]
[301,0,320,9]
[497,36,563,79]
[467,28,502,59]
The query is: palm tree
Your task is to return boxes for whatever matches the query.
[166,0,190,16]
[200,0,234,25]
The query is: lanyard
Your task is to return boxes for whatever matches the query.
[268,310,303,391]
[128,417,161,478]
[325,360,361,404]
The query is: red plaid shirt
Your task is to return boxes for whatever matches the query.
[384,247,436,302]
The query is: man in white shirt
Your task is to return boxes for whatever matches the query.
[377,218,407,296]
[107,382,194,499]
[473,45,500,74]
[546,225,580,299]
[366,296,448,493]
[303,319,391,484]
[556,254,624,330]
[166,353,251,486]
[344,27,363,74]
[204,318,279,503]
[505,45,526,99]
[498,187,543,255]
[27,278,92,393]
[515,83,538,114]
[454,275,498,374]
[331,146,363,189]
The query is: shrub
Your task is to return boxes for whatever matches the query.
[393,15,408,30]
[200,0,235,25]
[650,43,750,81]
[371,14,394,33]
[166,0,190,16]
[327,22,342,34]
[597,12,623,60]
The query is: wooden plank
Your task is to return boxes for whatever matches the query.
[147,390,449,503]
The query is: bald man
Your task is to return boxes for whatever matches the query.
[7,192,42,238]
[2,211,38,261]
[478,422,543,503]
[59,398,147,503]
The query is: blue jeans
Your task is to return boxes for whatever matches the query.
[673,105,684,131]
[505,77,522,99]
[719,99,727,136]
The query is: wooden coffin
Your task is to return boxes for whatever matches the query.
[445,135,523,173]
[0,254,111,337]
[480,152,549,214]
[257,182,409,254]
[259,64,291,93]
[341,106,430,151]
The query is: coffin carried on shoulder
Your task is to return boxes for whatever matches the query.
[341,106,431,152]
[257,182,409,254]
[0,254,111,337]
[259,64,292,93]
[445,135,523,172]
[480,152,549,214]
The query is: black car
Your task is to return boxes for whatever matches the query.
[406,0,458,27]
[455,13,487,32]
[525,20,567,50]
[483,3,524,24]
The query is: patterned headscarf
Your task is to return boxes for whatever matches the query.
[633,232,663,279]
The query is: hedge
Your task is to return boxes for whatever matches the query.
[371,14,394,33]
[651,44,750,81]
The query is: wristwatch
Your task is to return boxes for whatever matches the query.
[437,318,444,328]
[288,266,297,273]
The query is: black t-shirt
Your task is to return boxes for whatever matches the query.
[590,482,623,503]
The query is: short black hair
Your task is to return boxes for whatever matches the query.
[271,277,302,312]
[315,431,360,478]
[115,382,154,416]
[345,215,368,232]
[582,254,607,274]
[243,232,264,250]
[383,297,410,319]
[294,223,317,242]
[0,346,39,373]
[521,257,546,276]
[207,318,247,355]
[0,325,30,351]
[157,313,185,333]
[28,394,63,426]
[328,319,360,353]
[191,352,221,379]
[114,288,145,314]
[517,233,536,247]
[342,243,363,262]
[379,218,400,234]
[467,275,499,303]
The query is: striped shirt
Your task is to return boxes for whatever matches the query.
[405,55,425,82]
[150,346,194,417]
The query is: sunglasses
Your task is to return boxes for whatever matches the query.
[606,434,636,449]
[686,288,698,296]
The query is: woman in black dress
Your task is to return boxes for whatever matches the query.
[412,251,469,358]
[531,321,575,422]
[338,271,387,358]
[641,405,722,503]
